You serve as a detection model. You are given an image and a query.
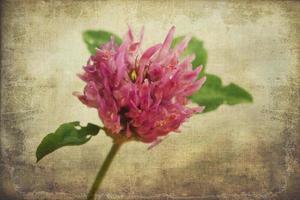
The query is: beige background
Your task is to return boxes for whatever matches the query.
[1,0,299,199]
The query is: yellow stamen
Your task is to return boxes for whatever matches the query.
[130,70,137,81]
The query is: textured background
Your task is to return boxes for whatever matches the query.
[1,0,300,199]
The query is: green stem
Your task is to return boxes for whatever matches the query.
[87,142,122,200]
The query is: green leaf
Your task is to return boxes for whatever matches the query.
[190,74,253,113]
[223,83,253,105]
[83,30,122,55]
[36,122,101,162]
[172,36,208,77]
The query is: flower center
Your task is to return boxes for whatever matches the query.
[130,70,137,81]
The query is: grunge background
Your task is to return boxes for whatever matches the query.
[1,0,299,199]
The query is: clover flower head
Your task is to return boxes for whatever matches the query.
[74,26,206,143]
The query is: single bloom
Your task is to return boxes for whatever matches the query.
[74,26,206,143]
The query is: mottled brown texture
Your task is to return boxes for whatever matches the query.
[0,0,299,199]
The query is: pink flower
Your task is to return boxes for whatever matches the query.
[74,26,206,143]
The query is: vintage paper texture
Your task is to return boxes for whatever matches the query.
[1,0,299,199]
